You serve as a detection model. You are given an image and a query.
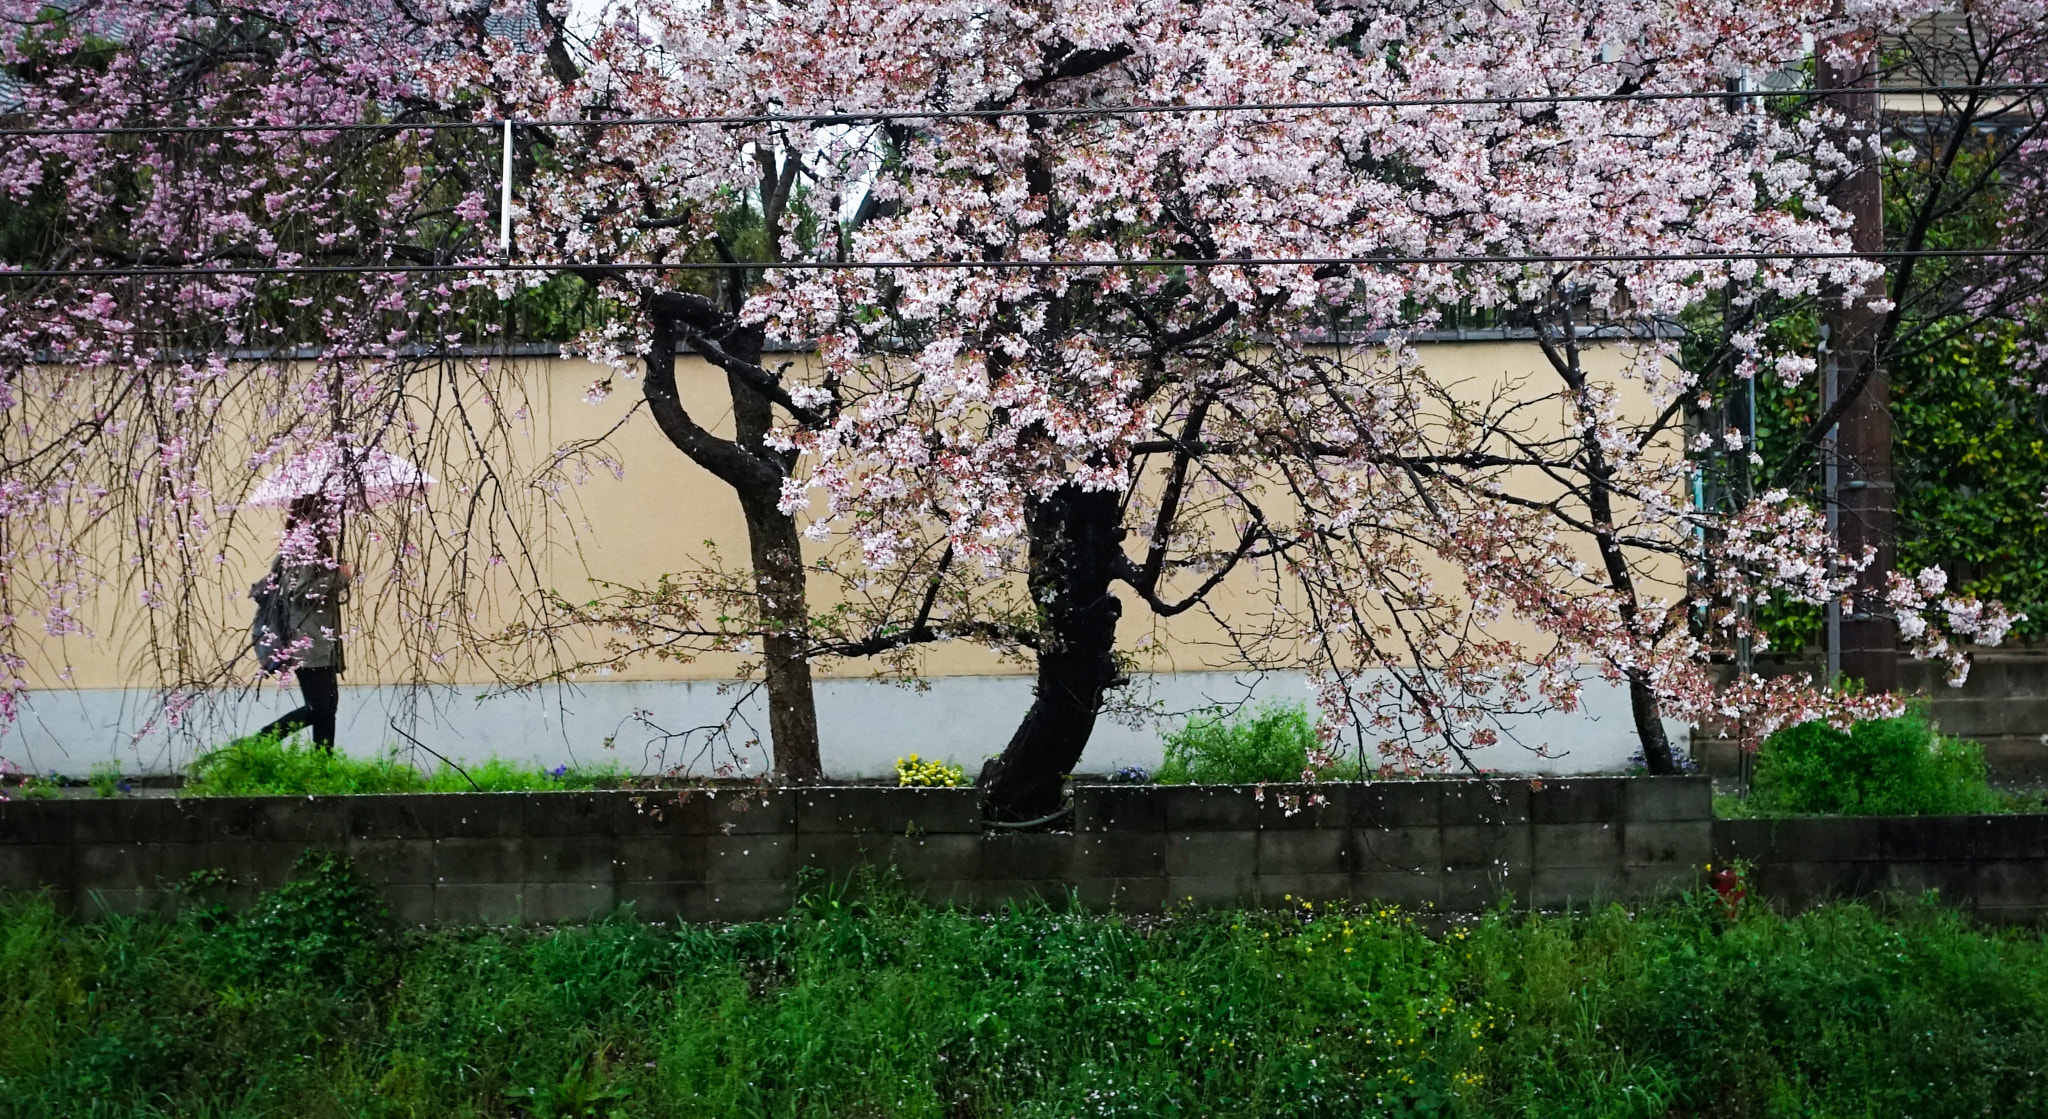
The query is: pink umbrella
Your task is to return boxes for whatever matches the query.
[246,441,435,510]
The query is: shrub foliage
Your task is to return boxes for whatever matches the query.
[1749,711,2003,816]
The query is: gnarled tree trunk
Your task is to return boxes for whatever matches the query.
[978,485,1127,821]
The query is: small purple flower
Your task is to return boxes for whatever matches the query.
[549,765,568,779]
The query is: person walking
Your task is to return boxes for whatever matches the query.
[252,495,354,751]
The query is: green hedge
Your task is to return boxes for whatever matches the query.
[5,860,2048,1117]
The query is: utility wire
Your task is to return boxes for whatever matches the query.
[0,83,2042,139]
[3,246,2045,280]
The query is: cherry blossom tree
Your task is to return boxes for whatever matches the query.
[0,0,587,746]
[2,0,2031,816]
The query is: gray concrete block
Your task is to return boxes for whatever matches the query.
[1973,860,2048,909]
[1258,873,1352,908]
[617,836,711,883]
[691,789,795,835]
[796,833,879,876]
[1076,833,1165,878]
[796,787,981,835]
[1074,876,1167,912]
[982,833,1073,880]
[1351,870,1439,910]
[1714,817,1882,865]
[1163,786,1260,830]
[1743,860,1885,908]
[68,802,156,845]
[384,884,436,926]
[1531,822,1623,869]
[1623,822,1711,868]
[0,800,71,844]
[1441,824,1531,871]
[1884,860,1974,903]
[1258,829,1349,875]
[345,795,439,840]
[0,844,70,890]
[77,843,151,889]
[251,798,350,843]
[1974,905,2048,927]
[514,792,618,838]
[162,800,261,844]
[1352,826,1439,874]
[1353,782,1441,828]
[1166,831,1257,878]
[1440,867,1524,911]
[433,837,525,883]
[525,837,620,884]
[879,834,983,880]
[706,835,796,880]
[617,880,707,923]
[343,839,436,885]
[82,888,168,918]
[434,883,524,926]
[1623,777,1713,823]
[1530,780,1624,824]
[601,792,690,836]
[166,836,252,889]
[1440,781,1531,826]
[1075,786,1166,833]
[1166,874,1259,909]
[698,879,793,922]
[248,842,311,887]
[1879,816,1984,862]
[1529,867,1624,909]
[964,879,1074,911]
[525,881,618,925]
[1974,816,2048,860]
[1257,785,1349,830]
[1622,863,1697,899]
[415,794,527,838]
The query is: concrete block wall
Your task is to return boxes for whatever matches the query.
[1714,814,2048,925]
[2,778,1716,925]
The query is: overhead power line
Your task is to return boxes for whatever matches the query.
[3,246,2045,280]
[1,83,2043,139]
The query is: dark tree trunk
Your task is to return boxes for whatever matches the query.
[1535,309,1680,776]
[978,485,1127,821]
[734,470,823,783]
[1626,670,1676,774]
[639,305,824,782]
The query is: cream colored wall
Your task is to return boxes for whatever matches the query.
[31,340,1679,690]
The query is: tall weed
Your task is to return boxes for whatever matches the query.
[1155,702,1355,784]
[183,733,623,796]
[5,870,2048,1117]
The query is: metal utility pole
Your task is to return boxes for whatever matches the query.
[1819,19,1897,695]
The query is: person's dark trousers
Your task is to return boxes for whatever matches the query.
[258,667,340,751]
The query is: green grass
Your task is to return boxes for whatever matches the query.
[182,733,626,797]
[5,860,2048,1117]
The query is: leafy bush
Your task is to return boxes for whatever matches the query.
[183,732,624,796]
[1749,710,2004,816]
[5,878,2048,1116]
[1155,701,1354,784]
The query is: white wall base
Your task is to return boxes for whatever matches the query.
[1,672,1685,779]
